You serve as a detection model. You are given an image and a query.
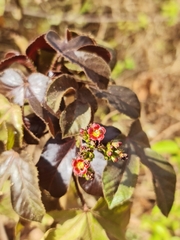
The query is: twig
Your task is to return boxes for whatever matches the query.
[72,173,86,207]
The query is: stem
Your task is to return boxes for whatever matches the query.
[72,174,86,207]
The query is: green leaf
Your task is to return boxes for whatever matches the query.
[0,150,45,221]
[152,140,179,155]
[0,94,23,149]
[0,180,19,222]
[60,100,91,138]
[136,148,176,216]
[103,154,139,209]
[93,198,131,240]
[0,122,8,151]
[43,211,109,240]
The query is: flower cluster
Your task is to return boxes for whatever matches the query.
[72,123,128,180]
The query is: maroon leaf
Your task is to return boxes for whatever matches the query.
[0,55,35,72]
[125,120,176,216]
[77,86,98,114]
[60,100,91,138]
[66,29,81,41]
[101,124,121,145]
[78,150,107,196]
[26,34,56,74]
[77,45,111,63]
[46,74,78,115]
[37,134,76,198]
[45,31,111,89]
[96,86,141,119]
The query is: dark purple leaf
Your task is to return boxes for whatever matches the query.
[101,124,121,145]
[125,120,176,216]
[77,45,111,63]
[60,100,91,138]
[77,86,98,114]
[45,31,111,89]
[78,150,107,196]
[46,74,78,115]
[135,147,176,216]
[66,29,80,41]
[0,55,35,72]
[96,85,141,119]
[37,134,76,198]
[26,34,56,74]
[127,119,150,147]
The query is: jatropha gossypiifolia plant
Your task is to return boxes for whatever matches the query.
[0,29,176,239]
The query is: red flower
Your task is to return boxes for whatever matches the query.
[87,123,106,141]
[72,158,90,177]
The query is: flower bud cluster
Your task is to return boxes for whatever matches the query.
[72,123,128,180]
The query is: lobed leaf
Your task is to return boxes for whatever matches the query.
[0,69,50,106]
[45,31,111,89]
[37,134,76,198]
[0,94,23,149]
[43,211,109,240]
[0,150,45,221]
[96,85,141,119]
[92,198,131,240]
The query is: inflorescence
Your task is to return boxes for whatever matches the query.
[72,123,128,180]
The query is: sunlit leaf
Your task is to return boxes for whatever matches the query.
[0,69,50,106]
[43,211,109,240]
[0,94,23,149]
[60,100,91,138]
[96,86,141,119]
[0,122,8,151]
[103,154,139,209]
[45,31,111,89]
[77,45,111,63]
[37,134,76,198]
[0,180,19,222]
[0,150,45,221]
[46,74,78,115]
[92,198,131,240]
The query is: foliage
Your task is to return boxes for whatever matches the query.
[139,139,180,240]
[0,28,176,239]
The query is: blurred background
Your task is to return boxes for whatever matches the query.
[0,0,180,239]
